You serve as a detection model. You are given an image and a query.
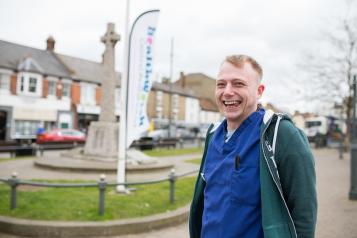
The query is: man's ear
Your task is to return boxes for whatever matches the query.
[257,84,265,99]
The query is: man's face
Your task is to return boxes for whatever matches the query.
[215,61,265,129]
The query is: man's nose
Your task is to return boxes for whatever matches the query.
[223,83,234,95]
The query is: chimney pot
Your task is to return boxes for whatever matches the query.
[46,36,55,51]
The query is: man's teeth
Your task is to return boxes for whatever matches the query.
[224,100,240,106]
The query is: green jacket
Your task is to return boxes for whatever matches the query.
[189,111,317,238]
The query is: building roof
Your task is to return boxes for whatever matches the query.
[151,81,197,98]
[56,53,121,86]
[199,98,219,112]
[0,40,71,78]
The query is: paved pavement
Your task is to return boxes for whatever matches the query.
[314,149,357,238]
[0,149,201,181]
[0,148,357,237]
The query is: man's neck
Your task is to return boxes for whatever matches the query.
[226,106,261,130]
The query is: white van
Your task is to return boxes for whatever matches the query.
[304,116,329,146]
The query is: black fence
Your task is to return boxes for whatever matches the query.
[0,169,198,216]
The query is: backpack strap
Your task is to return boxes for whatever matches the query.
[272,113,283,154]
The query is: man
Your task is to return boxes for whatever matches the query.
[189,55,317,238]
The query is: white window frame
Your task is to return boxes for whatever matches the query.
[156,91,163,106]
[28,77,37,93]
[47,77,58,99]
[80,82,96,105]
[172,94,179,120]
[0,69,12,94]
[61,79,71,99]
[156,105,163,119]
[16,72,43,97]
[172,94,179,109]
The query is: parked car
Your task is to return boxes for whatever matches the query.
[147,129,169,141]
[36,129,86,144]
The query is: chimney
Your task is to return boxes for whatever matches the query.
[46,36,55,51]
[180,72,186,88]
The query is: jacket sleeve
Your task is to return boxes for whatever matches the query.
[189,124,214,238]
[275,121,317,238]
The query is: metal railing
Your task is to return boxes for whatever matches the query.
[0,169,198,216]
[0,143,84,157]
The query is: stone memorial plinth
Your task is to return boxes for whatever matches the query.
[84,122,119,160]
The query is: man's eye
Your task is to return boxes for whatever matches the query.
[217,83,225,88]
[233,82,244,87]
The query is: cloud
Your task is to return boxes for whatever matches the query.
[0,0,343,113]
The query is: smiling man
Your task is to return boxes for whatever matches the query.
[189,55,317,238]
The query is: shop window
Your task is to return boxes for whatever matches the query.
[14,120,41,137]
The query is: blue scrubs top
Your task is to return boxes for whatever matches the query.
[201,109,264,238]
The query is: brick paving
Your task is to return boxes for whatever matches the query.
[0,148,357,237]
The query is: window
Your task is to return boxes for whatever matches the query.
[0,73,10,93]
[156,91,163,108]
[62,83,71,98]
[29,77,37,92]
[80,83,95,105]
[172,94,179,108]
[305,121,322,128]
[171,94,179,121]
[156,106,163,119]
[20,76,25,92]
[14,120,41,137]
[48,81,56,96]
[60,122,69,129]
[17,73,42,96]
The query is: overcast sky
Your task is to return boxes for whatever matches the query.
[0,0,347,113]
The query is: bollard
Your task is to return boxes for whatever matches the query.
[31,143,36,156]
[98,174,107,216]
[169,169,176,204]
[9,172,19,210]
[339,136,344,159]
[40,145,44,157]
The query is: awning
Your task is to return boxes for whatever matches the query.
[13,107,57,121]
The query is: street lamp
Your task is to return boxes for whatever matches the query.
[349,73,357,200]
[334,103,344,159]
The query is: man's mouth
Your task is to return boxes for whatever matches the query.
[223,100,241,107]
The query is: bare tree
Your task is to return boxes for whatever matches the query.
[298,2,357,119]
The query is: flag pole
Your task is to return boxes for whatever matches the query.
[117,0,130,192]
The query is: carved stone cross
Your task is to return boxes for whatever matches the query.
[84,23,121,159]
[99,23,120,122]
[101,23,120,50]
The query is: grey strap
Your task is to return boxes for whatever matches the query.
[272,114,283,154]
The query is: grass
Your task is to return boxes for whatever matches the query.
[0,156,35,163]
[143,147,203,157]
[185,158,202,165]
[0,177,196,221]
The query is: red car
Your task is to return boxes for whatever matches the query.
[36,129,86,144]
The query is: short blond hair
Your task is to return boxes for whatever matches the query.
[224,55,263,81]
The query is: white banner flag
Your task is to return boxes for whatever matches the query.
[126,10,160,148]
